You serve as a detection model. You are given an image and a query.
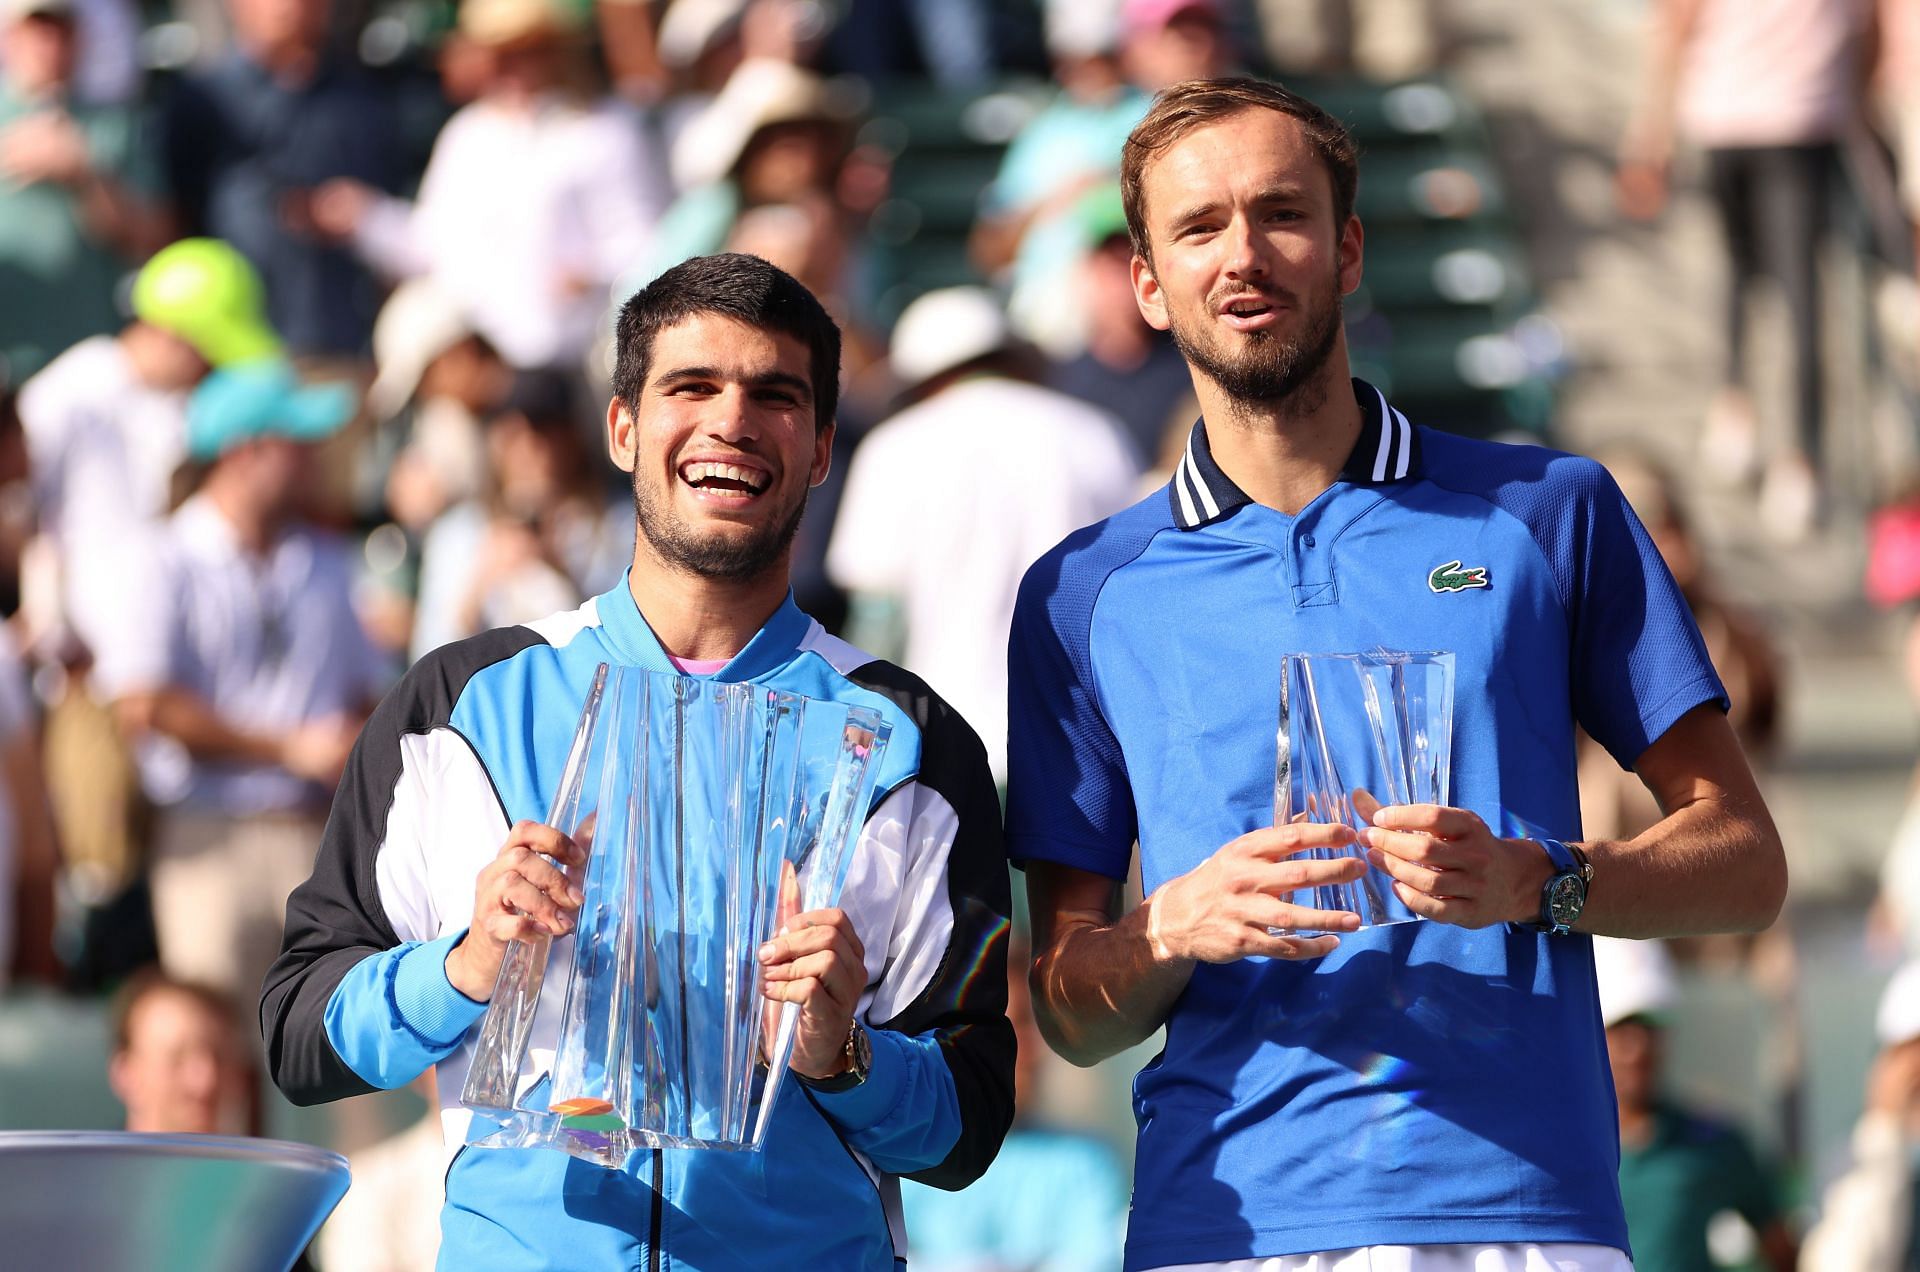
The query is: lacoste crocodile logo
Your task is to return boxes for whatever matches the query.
[1428,560,1490,593]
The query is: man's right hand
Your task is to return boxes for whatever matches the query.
[1143,823,1367,965]
[445,822,586,1001]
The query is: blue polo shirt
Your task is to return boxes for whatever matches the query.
[1005,380,1726,1270]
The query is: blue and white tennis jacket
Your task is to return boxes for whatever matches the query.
[262,579,1015,1271]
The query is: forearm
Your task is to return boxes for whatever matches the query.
[350,192,429,280]
[71,170,171,260]
[3,732,61,983]
[1033,890,1194,1067]
[1623,0,1706,161]
[121,687,285,767]
[1578,785,1784,937]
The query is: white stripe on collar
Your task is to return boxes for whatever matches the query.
[1184,433,1221,520]
[1174,451,1202,527]
[1167,379,1419,530]
[1370,384,1396,482]
[1390,404,1413,480]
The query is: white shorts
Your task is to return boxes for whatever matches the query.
[1147,1244,1632,1272]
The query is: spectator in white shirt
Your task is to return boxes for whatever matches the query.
[15,237,280,660]
[309,0,668,371]
[827,287,1139,787]
[92,361,388,1004]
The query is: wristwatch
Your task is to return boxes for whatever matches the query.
[797,1023,871,1093]
[1523,837,1590,935]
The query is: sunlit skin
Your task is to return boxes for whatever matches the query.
[1130,106,1366,515]
[0,14,76,96]
[607,311,832,661]
[109,989,251,1136]
[1605,1019,1662,1140]
[451,309,861,1079]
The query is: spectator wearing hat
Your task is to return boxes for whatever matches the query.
[0,0,169,381]
[1048,183,1199,471]
[89,360,387,1005]
[1802,962,1920,1271]
[1596,937,1797,1272]
[976,0,1236,357]
[648,0,748,152]
[17,237,280,661]
[157,0,402,358]
[969,1,1149,357]
[361,280,505,535]
[14,237,280,985]
[353,281,510,656]
[633,55,881,292]
[1119,0,1235,94]
[310,0,667,373]
[826,286,1137,788]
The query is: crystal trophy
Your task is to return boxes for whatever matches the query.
[460,664,891,1163]
[1274,650,1454,932]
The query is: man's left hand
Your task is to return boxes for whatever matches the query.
[759,907,867,1079]
[1359,795,1554,929]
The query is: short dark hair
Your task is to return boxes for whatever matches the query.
[1121,76,1360,264]
[611,253,841,433]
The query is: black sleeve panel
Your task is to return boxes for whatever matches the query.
[260,626,546,1106]
[845,660,1016,1191]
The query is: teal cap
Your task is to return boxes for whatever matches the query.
[187,361,356,461]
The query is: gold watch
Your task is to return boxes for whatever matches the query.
[798,1023,871,1093]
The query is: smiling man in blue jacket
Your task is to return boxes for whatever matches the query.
[262,253,1015,1271]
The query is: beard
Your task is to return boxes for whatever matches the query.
[1168,271,1345,419]
[632,470,809,582]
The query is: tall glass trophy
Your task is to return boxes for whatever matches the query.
[1275,650,1454,931]
[460,664,891,1164]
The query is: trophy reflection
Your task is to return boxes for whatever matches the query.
[461,664,891,1164]
[1275,650,1454,932]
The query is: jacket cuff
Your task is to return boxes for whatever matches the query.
[807,1025,911,1131]
[391,929,489,1047]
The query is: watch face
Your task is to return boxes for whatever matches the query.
[1548,875,1586,926]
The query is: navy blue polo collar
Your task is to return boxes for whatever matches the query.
[1168,377,1422,530]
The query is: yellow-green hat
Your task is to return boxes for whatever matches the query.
[130,239,282,367]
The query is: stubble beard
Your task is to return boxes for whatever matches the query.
[1169,273,1345,425]
[632,471,809,583]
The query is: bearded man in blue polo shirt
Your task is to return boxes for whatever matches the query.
[1007,77,1787,1272]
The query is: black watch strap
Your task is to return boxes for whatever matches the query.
[1521,837,1586,936]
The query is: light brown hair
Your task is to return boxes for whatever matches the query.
[1121,76,1360,265]
[110,968,239,1056]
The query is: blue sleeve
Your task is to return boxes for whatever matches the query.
[323,929,488,1089]
[1004,540,1138,879]
[1556,460,1728,769]
[809,1027,961,1174]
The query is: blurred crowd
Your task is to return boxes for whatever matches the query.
[5,0,1920,1268]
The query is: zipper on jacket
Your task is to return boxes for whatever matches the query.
[647,1147,664,1272]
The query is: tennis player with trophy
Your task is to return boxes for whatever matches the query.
[262,254,1015,1270]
